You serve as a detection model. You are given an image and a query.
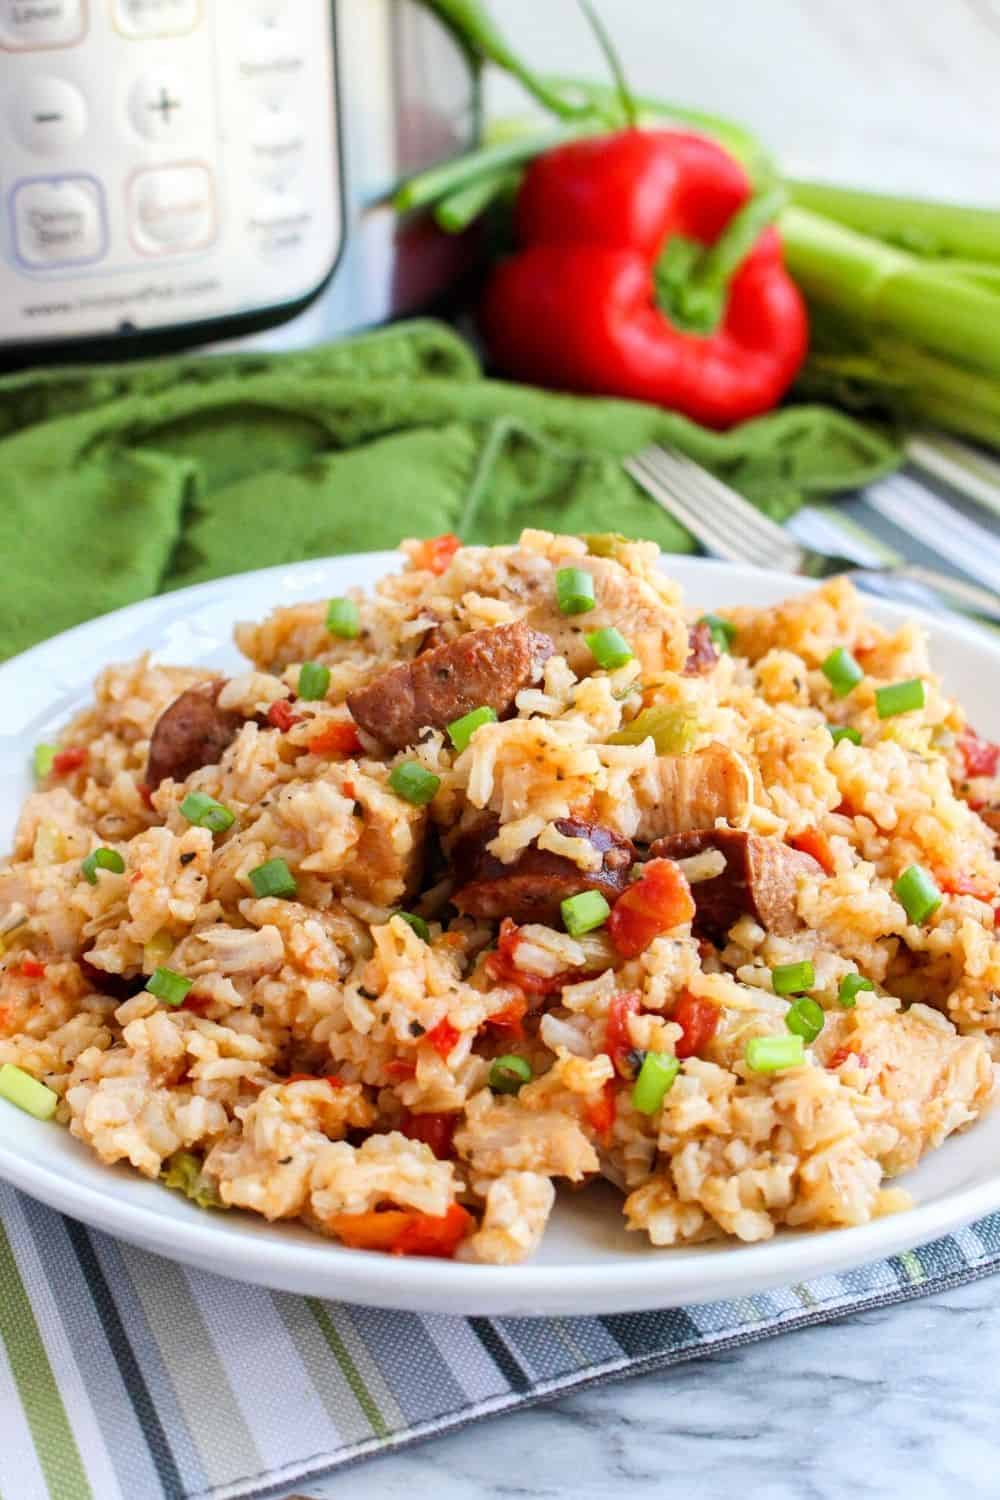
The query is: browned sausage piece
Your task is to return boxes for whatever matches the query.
[347,620,555,752]
[146,681,245,789]
[980,805,1000,836]
[682,622,720,676]
[452,817,635,924]
[648,829,822,941]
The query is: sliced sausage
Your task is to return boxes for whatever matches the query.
[683,622,720,676]
[634,743,753,843]
[452,816,635,924]
[347,620,555,752]
[146,681,245,789]
[979,804,1000,837]
[648,829,822,941]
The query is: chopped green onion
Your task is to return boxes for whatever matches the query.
[821,646,864,698]
[875,678,926,719]
[298,661,331,701]
[698,613,737,653]
[396,911,430,943]
[771,960,815,996]
[608,703,699,754]
[555,567,596,616]
[560,889,611,936]
[81,847,125,884]
[326,597,360,638]
[584,532,629,559]
[248,857,298,900]
[838,973,874,1008]
[893,863,942,925]
[585,626,634,671]
[389,760,441,805]
[785,996,825,1044]
[829,724,862,746]
[0,1063,58,1120]
[489,1054,532,1094]
[447,705,497,753]
[631,1051,680,1114]
[33,743,56,779]
[745,1034,805,1073]
[145,967,192,1007]
[179,791,235,834]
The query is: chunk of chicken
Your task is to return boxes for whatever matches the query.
[634,743,753,843]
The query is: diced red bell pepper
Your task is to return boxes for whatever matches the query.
[937,872,996,901]
[52,748,86,775]
[790,829,836,877]
[958,731,1000,780]
[584,1079,617,1142]
[672,992,721,1060]
[608,859,695,958]
[484,918,574,995]
[267,700,301,732]
[400,1111,457,1159]
[385,1058,417,1081]
[308,722,362,756]
[484,993,528,1040]
[328,1201,474,1258]
[604,991,642,1077]
[412,534,461,576]
[138,781,155,809]
[827,1046,869,1071]
[424,1018,460,1060]
[20,959,46,979]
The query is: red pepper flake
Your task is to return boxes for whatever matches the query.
[267,700,301,732]
[672,992,721,1060]
[413,533,461,576]
[608,859,695,959]
[424,1017,460,1060]
[308,722,362,757]
[20,959,46,979]
[400,1110,457,1159]
[958,730,1000,780]
[52,748,86,776]
[584,1079,617,1142]
[790,828,836,877]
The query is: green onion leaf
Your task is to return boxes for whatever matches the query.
[81,847,125,885]
[179,791,235,834]
[631,1051,680,1114]
[745,1034,805,1073]
[145,967,193,1007]
[396,911,430,943]
[585,626,634,671]
[298,661,331,701]
[326,597,360,638]
[785,995,825,1044]
[33,743,57,779]
[560,889,611,936]
[447,705,497,753]
[875,678,926,719]
[821,646,864,698]
[771,960,815,996]
[555,567,596,616]
[488,1054,532,1094]
[838,972,874,1008]
[0,1063,58,1120]
[248,857,298,900]
[389,761,441,805]
[893,863,942,925]
[698,613,737,653]
[829,725,862,746]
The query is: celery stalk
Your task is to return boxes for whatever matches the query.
[787,179,1000,262]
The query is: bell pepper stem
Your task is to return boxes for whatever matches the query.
[656,184,786,334]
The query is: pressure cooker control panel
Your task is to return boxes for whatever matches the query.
[0,0,343,347]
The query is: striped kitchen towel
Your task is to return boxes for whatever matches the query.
[1,460,998,1500]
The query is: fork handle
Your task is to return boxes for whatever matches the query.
[853,564,1000,625]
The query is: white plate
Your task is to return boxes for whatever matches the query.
[0,553,998,1317]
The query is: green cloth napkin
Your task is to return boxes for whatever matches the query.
[0,319,900,661]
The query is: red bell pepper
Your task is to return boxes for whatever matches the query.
[481,129,808,428]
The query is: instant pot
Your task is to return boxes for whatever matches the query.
[0,0,480,361]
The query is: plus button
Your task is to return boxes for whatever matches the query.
[149,87,181,124]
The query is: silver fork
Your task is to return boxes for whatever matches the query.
[624,444,1000,625]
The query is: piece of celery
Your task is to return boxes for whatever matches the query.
[787,179,1000,263]
[609,704,699,754]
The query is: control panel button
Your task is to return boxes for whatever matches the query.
[248,191,310,257]
[128,68,190,142]
[11,75,87,152]
[238,25,302,84]
[0,0,86,50]
[111,0,199,38]
[249,104,304,188]
[12,175,105,266]
[128,163,215,254]
[246,0,287,20]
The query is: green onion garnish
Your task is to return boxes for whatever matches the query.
[745,1035,805,1073]
[81,847,125,885]
[0,1063,58,1120]
[893,863,941,925]
[838,973,874,1009]
[33,743,57,779]
[585,626,634,671]
[785,996,825,1044]
[875,678,925,719]
[298,661,331,701]
[560,889,611,937]
[821,647,864,698]
[631,1052,680,1114]
[447,705,497,753]
[145,967,192,1007]
[326,597,360,638]
[248,857,298,900]
[396,911,430,942]
[489,1054,532,1094]
[829,725,862,746]
[698,613,737,653]
[771,960,815,996]
[389,760,441,805]
[179,791,235,834]
[555,567,596,616]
